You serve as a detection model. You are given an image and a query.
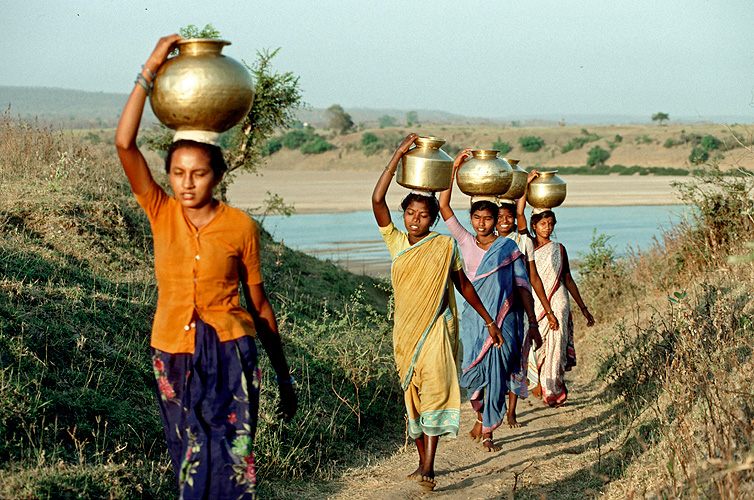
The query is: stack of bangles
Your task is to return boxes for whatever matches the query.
[135,65,155,95]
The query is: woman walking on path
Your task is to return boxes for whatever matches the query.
[495,199,559,423]
[438,149,542,451]
[372,135,503,490]
[115,35,297,499]
[517,170,595,408]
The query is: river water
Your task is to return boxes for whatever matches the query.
[262,205,687,277]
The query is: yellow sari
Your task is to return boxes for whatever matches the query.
[390,231,461,439]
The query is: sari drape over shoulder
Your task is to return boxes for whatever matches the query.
[391,233,461,439]
[458,237,529,432]
[529,241,576,407]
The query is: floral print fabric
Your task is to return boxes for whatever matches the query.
[152,319,261,500]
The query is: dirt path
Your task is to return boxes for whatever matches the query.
[318,368,609,500]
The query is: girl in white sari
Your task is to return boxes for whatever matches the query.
[519,172,595,407]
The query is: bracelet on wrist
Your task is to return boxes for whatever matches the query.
[275,374,296,385]
[529,323,539,329]
[546,311,554,316]
[385,165,395,175]
[484,321,495,328]
[581,306,589,311]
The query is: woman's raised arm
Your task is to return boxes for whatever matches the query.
[115,34,182,196]
[372,133,417,227]
[439,148,472,221]
[516,169,539,234]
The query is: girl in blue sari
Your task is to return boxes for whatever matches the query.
[439,149,541,451]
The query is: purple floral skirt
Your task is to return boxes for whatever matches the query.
[152,319,261,500]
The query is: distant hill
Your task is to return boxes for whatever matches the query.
[2,86,752,129]
[0,86,157,128]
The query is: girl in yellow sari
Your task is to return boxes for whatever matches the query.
[372,134,503,491]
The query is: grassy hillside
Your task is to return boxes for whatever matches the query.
[259,124,754,172]
[0,112,403,499]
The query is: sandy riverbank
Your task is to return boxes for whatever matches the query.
[227,171,685,214]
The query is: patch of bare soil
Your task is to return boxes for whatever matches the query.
[319,368,609,500]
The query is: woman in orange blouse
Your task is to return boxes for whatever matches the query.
[115,35,296,500]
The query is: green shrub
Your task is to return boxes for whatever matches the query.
[689,146,709,165]
[561,130,600,153]
[281,130,309,149]
[635,134,654,144]
[492,137,512,155]
[360,132,384,157]
[701,134,722,152]
[681,133,702,146]
[664,138,683,148]
[613,134,623,143]
[300,136,335,154]
[587,145,611,166]
[261,136,283,156]
[518,136,545,152]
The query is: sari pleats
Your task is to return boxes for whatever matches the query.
[458,237,528,432]
[392,234,461,438]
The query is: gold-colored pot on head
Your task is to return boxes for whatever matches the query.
[456,150,512,196]
[150,38,255,133]
[527,170,567,209]
[397,137,453,191]
[499,158,527,200]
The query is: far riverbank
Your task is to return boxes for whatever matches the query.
[228,172,685,214]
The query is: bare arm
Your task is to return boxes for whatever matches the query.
[560,249,595,327]
[516,170,539,234]
[372,133,417,227]
[115,34,182,196]
[439,148,472,221]
[450,269,504,346]
[528,260,559,330]
[243,282,298,421]
[515,284,543,349]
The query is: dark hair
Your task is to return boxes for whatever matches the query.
[401,193,440,226]
[469,200,499,220]
[497,203,515,218]
[530,210,557,236]
[165,140,228,179]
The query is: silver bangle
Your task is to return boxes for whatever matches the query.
[141,64,156,82]
[276,374,296,385]
[135,73,152,95]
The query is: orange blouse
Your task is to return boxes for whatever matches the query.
[135,181,263,353]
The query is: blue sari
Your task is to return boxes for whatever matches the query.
[458,237,529,433]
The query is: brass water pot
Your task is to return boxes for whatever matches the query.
[527,170,567,209]
[397,137,453,191]
[456,150,512,196]
[499,158,527,200]
[150,38,254,132]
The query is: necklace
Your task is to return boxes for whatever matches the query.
[475,235,497,247]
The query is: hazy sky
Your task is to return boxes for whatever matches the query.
[3,0,753,120]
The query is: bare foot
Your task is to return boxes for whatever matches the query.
[530,384,542,398]
[407,465,423,480]
[417,475,436,491]
[468,419,482,442]
[507,411,521,429]
[481,434,500,452]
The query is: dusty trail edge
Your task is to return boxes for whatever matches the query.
[287,365,612,500]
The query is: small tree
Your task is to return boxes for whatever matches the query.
[492,137,512,155]
[377,115,397,128]
[406,110,419,127]
[324,104,354,135]
[652,112,669,126]
[701,135,722,152]
[689,146,709,165]
[587,145,611,166]
[518,136,545,152]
